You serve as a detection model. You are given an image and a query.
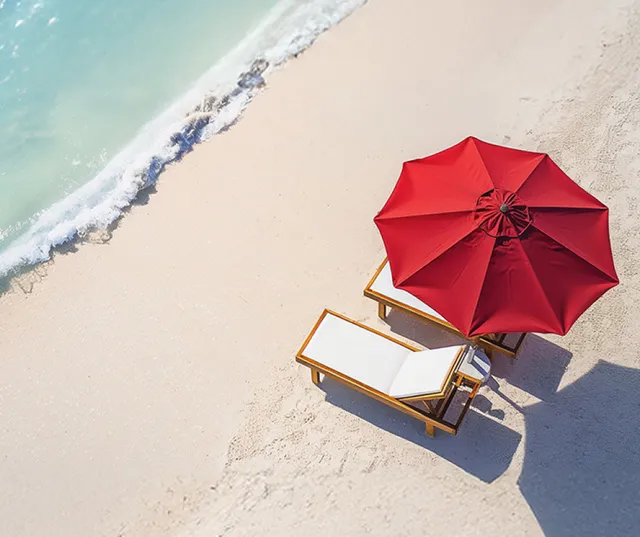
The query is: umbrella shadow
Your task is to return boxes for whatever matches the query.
[489,334,572,401]
[384,309,572,401]
[318,377,522,484]
[517,360,640,537]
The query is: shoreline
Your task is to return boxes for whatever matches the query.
[0,0,367,280]
[1,1,639,536]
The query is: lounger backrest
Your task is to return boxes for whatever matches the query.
[388,347,463,398]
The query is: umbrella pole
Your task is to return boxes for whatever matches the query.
[467,338,480,364]
[469,336,495,362]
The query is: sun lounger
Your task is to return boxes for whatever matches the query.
[364,258,527,358]
[295,309,491,436]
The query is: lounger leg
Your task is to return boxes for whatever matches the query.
[377,302,387,320]
[426,423,435,437]
[311,369,320,385]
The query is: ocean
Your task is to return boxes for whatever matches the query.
[0,0,365,277]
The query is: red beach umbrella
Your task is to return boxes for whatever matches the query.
[374,137,618,338]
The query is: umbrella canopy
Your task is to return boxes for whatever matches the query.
[374,137,618,338]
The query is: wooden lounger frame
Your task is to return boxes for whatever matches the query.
[364,259,528,359]
[295,309,484,437]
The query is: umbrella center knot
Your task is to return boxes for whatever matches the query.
[474,189,532,238]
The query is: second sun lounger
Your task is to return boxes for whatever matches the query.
[364,258,527,358]
[296,309,491,436]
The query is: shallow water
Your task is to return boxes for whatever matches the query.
[0,0,366,276]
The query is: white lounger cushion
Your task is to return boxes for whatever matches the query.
[303,312,408,394]
[302,312,467,398]
[371,262,448,322]
[388,347,462,398]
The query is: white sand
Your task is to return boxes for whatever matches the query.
[1,0,639,536]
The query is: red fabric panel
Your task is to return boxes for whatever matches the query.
[516,229,618,334]
[376,211,479,285]
[470,137,546,192]
[517,157,605,209]
[375,138,492,221]
[531,208,618,281]
[400,228,495,335]
[470,235,563,335]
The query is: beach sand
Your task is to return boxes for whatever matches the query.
[1,0,639,535]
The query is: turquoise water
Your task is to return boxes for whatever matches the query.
[0,0,366,276]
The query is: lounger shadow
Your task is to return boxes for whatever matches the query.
[321,377,522,483]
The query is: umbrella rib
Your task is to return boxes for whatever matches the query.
[514,239,565,333]
[512,154,547,194]
[395,223,482,287]
[375,208,474,221]
[409,158,484,198]
[528,204,606,211]
[466,235,498,337]
[529,224,619,283]
[469,138,497,188]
